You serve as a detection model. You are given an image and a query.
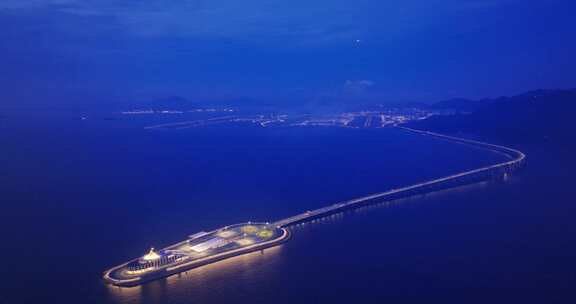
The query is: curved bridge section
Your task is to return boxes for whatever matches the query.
[274,127,526,228]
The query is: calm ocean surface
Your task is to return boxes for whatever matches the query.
[1,114,575,304]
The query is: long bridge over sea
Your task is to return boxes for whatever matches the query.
[273,127,526,228]
[105,127,526,287]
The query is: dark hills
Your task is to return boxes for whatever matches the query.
[408,89,576,143]
[431,97,490,112]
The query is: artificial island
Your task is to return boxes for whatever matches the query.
[104,222,289,287]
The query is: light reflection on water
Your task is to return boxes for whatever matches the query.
[107,177,509,303]
[4,120,555,304]
[106,285,142,304]
[107,245,283,303]
[289,178,499,231]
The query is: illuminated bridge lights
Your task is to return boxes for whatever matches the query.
[104,128,525,287]
[240,225,259,234]
[141,248,160,261]
[104,222,289,287]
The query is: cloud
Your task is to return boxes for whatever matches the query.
[0,0,500,44]
[343,80,375,94]
[0,0,78,9]
[456,0,514,10]
[0,0,522,49]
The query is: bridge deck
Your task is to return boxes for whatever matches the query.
[273,127,525,228]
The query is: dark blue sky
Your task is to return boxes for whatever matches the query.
[1,0,575,110]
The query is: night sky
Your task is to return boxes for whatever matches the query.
[1,0,575,110]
